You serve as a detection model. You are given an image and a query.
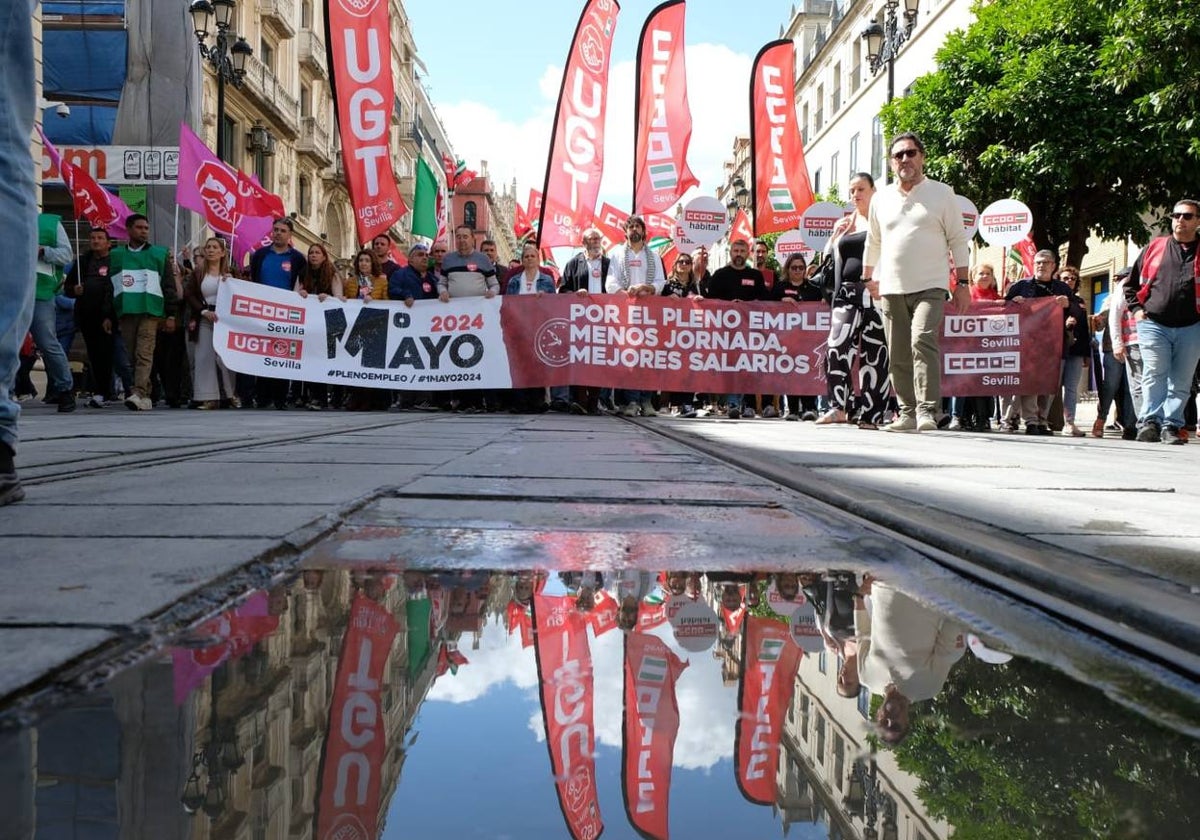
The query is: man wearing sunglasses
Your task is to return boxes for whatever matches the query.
[863,133,971,433]
[1123,200,1200,445]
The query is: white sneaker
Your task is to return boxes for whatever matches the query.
[916,414,938,432]
[640,400,658,417]
[620,402,641,417]
[124,395,140,411]
[88,394,105,409]
[884,415,918,433]
[948,417,963,431]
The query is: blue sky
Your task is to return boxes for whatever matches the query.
[406,0,796,214]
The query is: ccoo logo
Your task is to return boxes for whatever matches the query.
[195,161,238,235]
[334,0,379,17]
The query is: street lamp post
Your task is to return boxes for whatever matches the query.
[189,0,252,161]
[861,0,920,106]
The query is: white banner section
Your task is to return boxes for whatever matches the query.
[214,278,512,390]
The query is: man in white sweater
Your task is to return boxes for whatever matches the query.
[864,133,971,432]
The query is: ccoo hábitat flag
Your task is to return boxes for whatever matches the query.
[537,0,621,248]
[750,40,813,236]
[633,0,697,216]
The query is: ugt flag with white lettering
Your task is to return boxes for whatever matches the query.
[533,590,604,840]
[734,615,802,805]
[622,632,687,840]
[633,0,697,216]
[750,40,814,235]
[538,0,621,248]
[315,593,399,840]
[328,0,409,245]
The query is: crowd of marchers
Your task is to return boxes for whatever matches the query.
[18,134,1200,446]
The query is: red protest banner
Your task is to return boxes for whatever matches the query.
[940,297,1063,396]
[315,593,399,840]
[734,616,802,806]
[533,591,604,840]
[622,633,688,840]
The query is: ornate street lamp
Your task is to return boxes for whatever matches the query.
[861,0,920,106]
[190,0,253,161]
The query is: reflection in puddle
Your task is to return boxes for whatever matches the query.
[1,568,1196,839]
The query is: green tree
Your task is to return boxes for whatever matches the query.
[881,0,1200,267]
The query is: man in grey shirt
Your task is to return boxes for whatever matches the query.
[438,225,499,301]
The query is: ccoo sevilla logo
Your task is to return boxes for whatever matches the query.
[334,0,379,17]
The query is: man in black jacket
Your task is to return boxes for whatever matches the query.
[64,228,117,408]
[1004,249,1072,435]
[551,228,609,413]
[1124,199,1200,444]
[705,239,766,419]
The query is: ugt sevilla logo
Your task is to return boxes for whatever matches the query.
[335,0,379,18]
[580,24,608,73]
[195,161,238,235]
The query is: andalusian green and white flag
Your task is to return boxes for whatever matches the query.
[412,156,440,240]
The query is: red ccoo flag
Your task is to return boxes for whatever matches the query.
[750,40,814,235]
[734,615,802,805]
[538,0,621,248]
[633,0,698,216]
[730,207,754,245]
[328,0,409,245]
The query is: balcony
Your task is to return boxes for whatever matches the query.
[297,115,333,166]
[257,0,296,38]
[241,54,300,135]
[298,29,326,76]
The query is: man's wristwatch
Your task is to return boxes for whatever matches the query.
[955,277,970,288]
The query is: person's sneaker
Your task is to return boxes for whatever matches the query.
[916,414,938,432]
[124,394,141,411]
[800,410,818,422]
[948,417,964,431]
[0,443,24,506]
[1025,424,1042,435]
[87,394,105,409]
[1136,423,1161,443]
[57,392,77,413]
[726,406,741,420]
[1121,427,1138,441]
[679,404,697,418]
[548,399,570,413]
[1091,418,1105,438]
[568,401,586,415]
[783,411,799,421]
[640,400,658,417]
[884,415,918,433]
[621,402,641,417]
[742,407,756,419]
[1063,422,1086,437]
[1036,424,1053,436]
[1161,426,1186,445]
[762,405,779,418]
[936,413,952,429]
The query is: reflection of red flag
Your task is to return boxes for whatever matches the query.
[328,0,409,244]
[171,591,278,704]
[507,599,535,648]
[622,633,687,840]
[316,594,399,840]
[638,600,668,631]
[734,616,802,805]
[533,591,604,840]
[731,208,754,244]
[750,40,814,235]
[633,0,698,215]
[588,589,619,637]
[537,0,621,248]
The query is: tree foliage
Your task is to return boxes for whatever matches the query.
[880,0,1200,267]
[891,656,1199,839]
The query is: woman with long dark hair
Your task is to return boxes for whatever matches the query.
[816,172,890,429]
[295,244,342,409]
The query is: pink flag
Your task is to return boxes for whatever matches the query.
[38,126,134,241]
[177,123,285,238]
[231,215,274,269]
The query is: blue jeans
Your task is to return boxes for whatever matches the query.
[0,0,37,453]
[1060,354,1086,424]
[30,298,73,396]
[1137,318,1200,430]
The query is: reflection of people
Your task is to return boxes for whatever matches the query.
[855,577,967,744]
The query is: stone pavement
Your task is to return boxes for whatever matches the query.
[1,396,1196,703]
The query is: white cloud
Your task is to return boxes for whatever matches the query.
[436,42,751,215]
[432,619,736,771]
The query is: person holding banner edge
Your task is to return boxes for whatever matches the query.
[864,133,971,433]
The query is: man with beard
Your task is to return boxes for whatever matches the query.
[606,215,666,417]
[1004,250,1073,435]
[864,133,971,432]
[553,227,609,413]
[110,214,177,411]
[372,233,400,279]
[705,239,766,419]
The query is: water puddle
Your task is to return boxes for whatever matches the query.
[1,563,1195,839]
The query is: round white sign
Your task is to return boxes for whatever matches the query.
[774,229,816,267]
[678,195,729,248]
[670,600,719,652]
[957,194,980,239]
[978,198,1033,247]
[788,604,824,652]
[672,224,698,255]
[765,582,805,618]
[798,201,850,252]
